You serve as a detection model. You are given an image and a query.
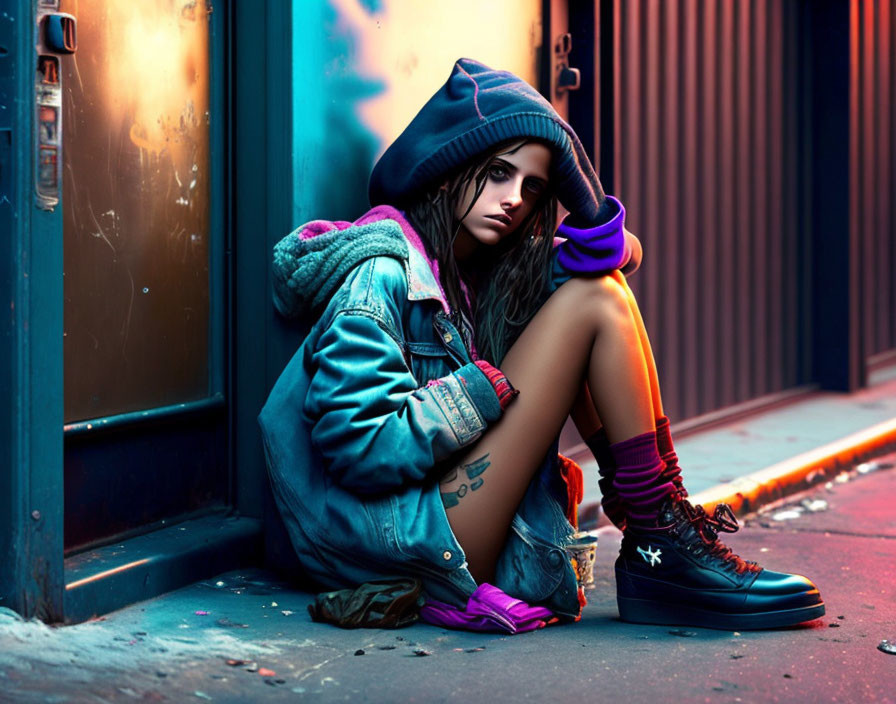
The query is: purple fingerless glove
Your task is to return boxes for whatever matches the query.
[419,583,553,634]
[556,195,628,274]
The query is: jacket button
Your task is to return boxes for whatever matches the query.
[442,550,452,561]
[547,551,563,568]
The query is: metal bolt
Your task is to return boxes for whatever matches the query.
[31,510,41,520]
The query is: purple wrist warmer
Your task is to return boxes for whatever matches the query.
[419,583,553,634]
[556,195,628,274]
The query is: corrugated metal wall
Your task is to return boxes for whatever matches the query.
[610,0,808,421]
[852,0,896,363]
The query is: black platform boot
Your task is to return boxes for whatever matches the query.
[615,496,825,630]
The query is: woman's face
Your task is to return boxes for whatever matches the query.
[453,141,551,259]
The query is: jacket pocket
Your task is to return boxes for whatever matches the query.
[361,493,411,561]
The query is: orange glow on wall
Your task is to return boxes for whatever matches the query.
[328,0,542,157]
[62,0,209,175]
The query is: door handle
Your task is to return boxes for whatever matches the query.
[43,14,77,54]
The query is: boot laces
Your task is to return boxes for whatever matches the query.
[675,497,760,574]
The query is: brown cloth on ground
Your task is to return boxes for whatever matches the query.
[308,578,424,628]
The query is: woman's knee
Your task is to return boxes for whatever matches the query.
[554,274,632,326]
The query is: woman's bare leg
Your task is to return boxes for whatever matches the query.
[570,269,665,440]
[569,383,603,440]
[611,270,665,419]
[442,275,654,582]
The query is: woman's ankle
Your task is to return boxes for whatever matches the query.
[609,431,678,528]
[655,415,688,497]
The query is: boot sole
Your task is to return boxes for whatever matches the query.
[617,595,825,630]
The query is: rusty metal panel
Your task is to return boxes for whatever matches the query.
[611,0,806,421]
[853,0,896,361]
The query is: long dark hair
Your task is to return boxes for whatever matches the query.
[405,140,558,364]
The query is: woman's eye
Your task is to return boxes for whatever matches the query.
[525,180,546,197]
[488,164,508,180]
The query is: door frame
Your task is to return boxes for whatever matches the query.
[0,0,66,622]
[1,0,298,623]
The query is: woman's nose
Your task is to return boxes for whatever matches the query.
[501,181,524,210]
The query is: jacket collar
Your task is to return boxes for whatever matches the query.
[356,205,451,314]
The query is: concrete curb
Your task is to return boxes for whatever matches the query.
[688,416,896,515]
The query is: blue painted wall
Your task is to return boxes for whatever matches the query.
[290,1,383,226]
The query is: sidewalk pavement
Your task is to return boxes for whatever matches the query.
[2,383,896,703]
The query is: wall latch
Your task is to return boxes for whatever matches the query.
[554,33,581,95]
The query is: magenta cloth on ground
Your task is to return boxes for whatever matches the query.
[419,583,553,634]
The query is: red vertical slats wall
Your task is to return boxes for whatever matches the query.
[681,5,700,416]
[612,0,805,421]
[854,0,896,363]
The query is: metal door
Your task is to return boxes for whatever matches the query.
[51,0,228,553]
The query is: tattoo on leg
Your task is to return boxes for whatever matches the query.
[464,454,490,479]
[440,455,490,508]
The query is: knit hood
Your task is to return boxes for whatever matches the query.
[272,205,449,319]
[369,58,605,224]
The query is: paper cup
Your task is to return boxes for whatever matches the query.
[565,530,599,591]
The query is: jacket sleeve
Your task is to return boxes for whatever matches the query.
[304,307,503,495]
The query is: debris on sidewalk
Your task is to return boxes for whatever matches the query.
[877,640,896,655]
[801,498,829,512]
[856,460,893,475]
[769,496,829,521]
[760,498,831,521]
[215,617,248,628]
[771,508,803,521]
[752,454,896,527]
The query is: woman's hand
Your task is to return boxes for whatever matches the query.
[620,228,642,277]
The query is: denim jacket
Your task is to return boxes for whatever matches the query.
[259,205,598,619]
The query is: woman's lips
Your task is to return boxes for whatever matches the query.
[485,214,512,226]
